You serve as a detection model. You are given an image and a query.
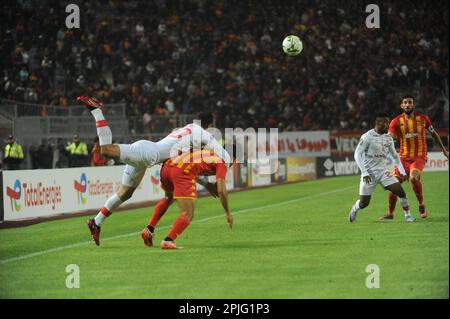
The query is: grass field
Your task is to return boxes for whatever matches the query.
[0,172,448,299]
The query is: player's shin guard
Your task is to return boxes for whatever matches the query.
[388,192,397,216]
[411,179,424,206]
[398,196,411,217]
[166,214,190,241]
[91,109,112,146]
[148,198,171,229]
[94,193,123,226]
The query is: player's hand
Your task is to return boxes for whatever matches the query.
[225,212,233,229]
[205,182,219,198]
[363,175,372,184]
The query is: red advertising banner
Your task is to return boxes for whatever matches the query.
[274,131,330,158]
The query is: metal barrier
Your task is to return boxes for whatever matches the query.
[0,99,126,117]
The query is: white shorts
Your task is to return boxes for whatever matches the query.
[359,170,399,196]
[118,140,159,188]
[121,165,146,188]
[118,140,160,168]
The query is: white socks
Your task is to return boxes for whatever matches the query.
[94,193,124,226]
[399,197,411,216]
[350,200,362,214]
[91,109,112,146]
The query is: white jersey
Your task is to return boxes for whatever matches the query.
[354,129,406,177]
[156,123,231,164]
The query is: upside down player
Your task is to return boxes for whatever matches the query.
[76,96,229,245]
[380,95,449,220]
[348,113,415,223]
[141,147,236,249]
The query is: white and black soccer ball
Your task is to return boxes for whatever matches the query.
[282,35,303,56]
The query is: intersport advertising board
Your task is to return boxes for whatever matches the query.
[2,165,164,221]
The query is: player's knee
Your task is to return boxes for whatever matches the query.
[410,174,420,183]
[100,145,114,158]
[397,188,406,198]
[166,193,174,203]
[101,144,120,159]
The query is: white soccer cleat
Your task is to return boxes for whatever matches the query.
[348,209,357,223]
[405,215,416,222]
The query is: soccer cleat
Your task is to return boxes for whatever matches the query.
[141,227,155,247]
[379,214,394,221]
[76,96,104,111]
[419,205,428,218]
[405,215,416,222]
[348,210,357,223]
[87,219,101,246]
[161,240,183,250]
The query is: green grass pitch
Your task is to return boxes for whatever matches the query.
[0,172,448,298]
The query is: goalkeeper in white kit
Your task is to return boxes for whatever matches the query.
[348,112,415,222]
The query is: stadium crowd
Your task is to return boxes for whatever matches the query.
[1,0,448,132]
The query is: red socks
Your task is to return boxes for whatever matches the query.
[388,192,397,215]
[411,180,423,205]
[167,214,190,241]
[100,207,111,217]
[148,198,171,228]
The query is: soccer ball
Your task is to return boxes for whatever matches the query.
[282,35,303,56]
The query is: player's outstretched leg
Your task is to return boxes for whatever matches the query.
[380,192,398,220]
[77,96,123,160]
[385,183,415,222]
[141,195,174,247]
[380,175,406,220]
[410,170,427,218]
[161,199,195,249]
[77,96,112,146]
[348,196,370,223]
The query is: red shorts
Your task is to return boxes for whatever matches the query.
[393,157,427,178]
[160,164,198,200]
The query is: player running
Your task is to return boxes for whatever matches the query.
[76,96,230,246]
[380,95,449,220]
[140,147,236,249]
[348,113,415,223]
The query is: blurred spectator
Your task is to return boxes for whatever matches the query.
[29,144,39,169]
[66,134,88,167]
[55,143,70,168]
[3,135,24,170]
[37,140,53,169]
[91,136,108,166]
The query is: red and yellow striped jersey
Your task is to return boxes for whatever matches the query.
[389,113,432,160]
[166,149,228,179]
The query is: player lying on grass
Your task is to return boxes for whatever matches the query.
[348,112,415,223]
[380,95,449,220]
[76,96,230,246]
[140,146,236,249]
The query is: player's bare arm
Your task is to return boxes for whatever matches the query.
[217,178,233,228]
[196,178,218,197]
[428,125,449,159]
